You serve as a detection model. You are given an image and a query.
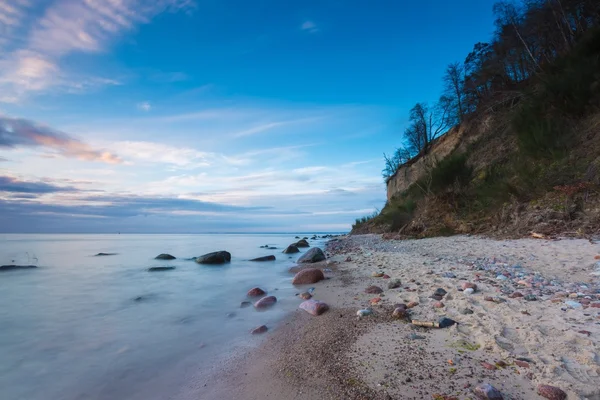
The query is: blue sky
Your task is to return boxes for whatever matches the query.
[0,0,496,233]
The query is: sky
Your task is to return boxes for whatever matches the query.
[0,0,497,233]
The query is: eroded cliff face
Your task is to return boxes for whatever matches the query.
[385,116,494,200]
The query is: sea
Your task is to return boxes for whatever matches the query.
[0,233,331,400]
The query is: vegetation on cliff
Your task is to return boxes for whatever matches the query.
[355,0,600,237]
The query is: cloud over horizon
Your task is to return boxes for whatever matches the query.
[0,115,122,164]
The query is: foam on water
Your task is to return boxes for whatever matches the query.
[0,233,326,400]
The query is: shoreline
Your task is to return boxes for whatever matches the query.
[180,234,600,400]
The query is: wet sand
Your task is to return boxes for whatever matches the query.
[179,234,600,400]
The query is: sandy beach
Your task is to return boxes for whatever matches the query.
[185,234,600,400]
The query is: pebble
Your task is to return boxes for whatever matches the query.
[461,282,477,291]
[388,279,402,289]
[565,300,582,309]
[514,360,530,368]
[537,384,567,400]
[496,274,508,281]
[433,301,445,308]
[240,301,252,308]
[407,301,419,308]
[438,317,456,328]
[382,274,390,279]
[524,294,537,301]
[464,288,475,295]
[481,361,497,370]
[443,272,457,278]
[371,271,384,277]
[434,288,448,297]
[370,297,382,305]
[461,308,474,315]
[365,285,384,294]
[392,307,409,319]
[508,292,524,298]
[408,333,425,340]
[356,309,373,317]
[299,292,312,300]
[473,383,504,399]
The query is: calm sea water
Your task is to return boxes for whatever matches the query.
[0,234,329,400]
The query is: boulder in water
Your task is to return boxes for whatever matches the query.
[247,287,266,297]
[148,266,175,272]
[295,239,310,248]
[250,325,268,335]
[254,296,277,309]
[297,247,326,263]
[95,253,117,256]
[249,255,276,262]
[0,265,37,271]
[292,268,324,285]
[195,251,231,265]
[155,253,176,260]
[299,300,329,316]
[283,244,300,254]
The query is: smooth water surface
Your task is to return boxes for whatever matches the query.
[0,234,326,400]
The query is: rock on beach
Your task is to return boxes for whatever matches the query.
[299,300,329,316]
[297,248,326,263]
[292,268,325,285]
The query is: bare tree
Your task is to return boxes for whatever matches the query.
[382,147,414,180]
[404,98,454,155]
[443,62,466,123]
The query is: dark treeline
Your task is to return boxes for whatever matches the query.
[383,0,600,180]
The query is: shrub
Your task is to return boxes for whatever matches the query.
[430,153,472,193]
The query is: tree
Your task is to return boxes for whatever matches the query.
[382,147,414,180]
[443,62,466,122]
[404,98,454,155]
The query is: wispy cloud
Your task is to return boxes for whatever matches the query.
[0,175,79,194]
[0,0,31,50]
[0,115,122,164]
[137,101,152,112]
[301,20,319,33]
[0,0,195,102]
[114,141,213,168]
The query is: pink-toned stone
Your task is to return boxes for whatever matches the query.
[537,384,567,400]
[434,301,445,308]
[514,360,530,368]
[299,300,329,316]
[461,282,477,291]
[254,295,277,309]
[481,361,497,370]
[407,301,419,308]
